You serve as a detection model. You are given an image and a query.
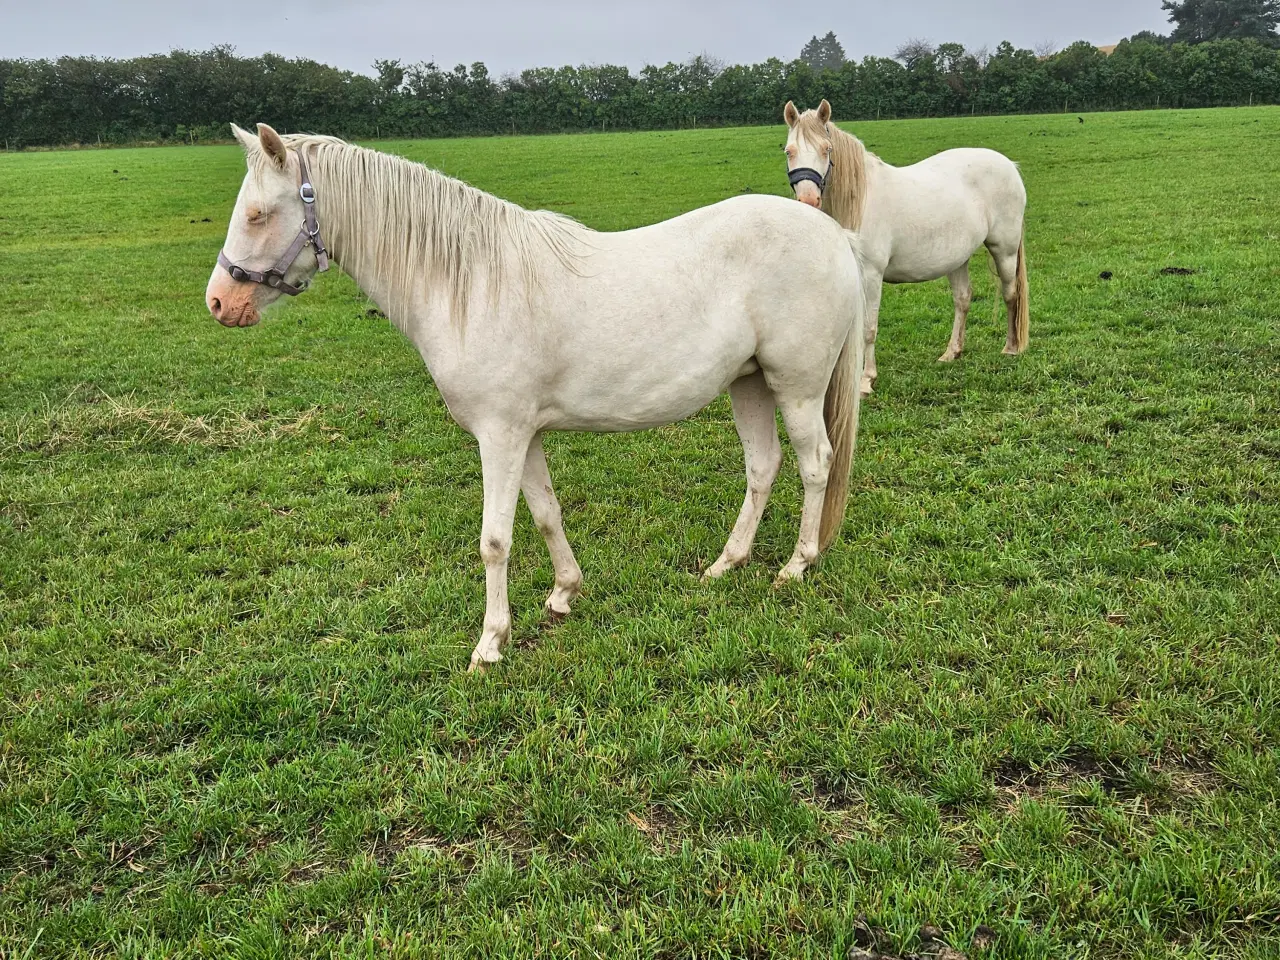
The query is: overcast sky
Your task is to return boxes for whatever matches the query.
[0,0,1171,75]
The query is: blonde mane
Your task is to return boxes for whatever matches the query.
[255,134,587,329]
[794,112,870,232]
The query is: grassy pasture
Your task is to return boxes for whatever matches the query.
[1,108,1279,959]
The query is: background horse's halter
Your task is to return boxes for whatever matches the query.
[787,126,835,198]
[217,152,329,296]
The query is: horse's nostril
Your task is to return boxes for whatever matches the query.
[210,297,222,316]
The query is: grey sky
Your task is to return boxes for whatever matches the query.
[0,0,1171,75]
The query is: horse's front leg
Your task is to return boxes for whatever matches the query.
[521,434,582,618]
[469,429,535,673]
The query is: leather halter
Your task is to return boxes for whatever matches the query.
[217,152,329,296]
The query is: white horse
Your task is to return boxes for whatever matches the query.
[206,123,868,671]
[784,100,1029,395]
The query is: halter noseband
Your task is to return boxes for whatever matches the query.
[787,125,835,198]
[788,164,833,195]
[218,152,329,296]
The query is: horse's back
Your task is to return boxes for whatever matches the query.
[593,194,859,304]
[897,148,1024,201]
[627,193,850,256]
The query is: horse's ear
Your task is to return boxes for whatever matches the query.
[256,123,288,170]
[230,123,257,152]
[784,101,799,128]
[817,99,832,125]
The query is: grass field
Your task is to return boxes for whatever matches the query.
[2,107,1280,959]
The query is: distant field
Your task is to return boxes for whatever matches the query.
[2,108,1279,959]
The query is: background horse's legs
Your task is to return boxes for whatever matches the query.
[521,434,582,617]
[861,279,883,396]
[705,371,782,579]
[775,395,833,583]
[470,429,535,672]
[939,265,972,362]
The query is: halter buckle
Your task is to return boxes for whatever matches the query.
[300,182,316,204]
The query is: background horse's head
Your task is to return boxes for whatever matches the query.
[783,99,834,209]
[205,123,326,328]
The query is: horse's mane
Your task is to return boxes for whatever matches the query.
[794,112,871,232]
[256,134,588,329]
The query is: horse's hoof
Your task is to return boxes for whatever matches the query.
[1002,345,1024,356]
[468,649,503,674]
[938,352,960,363]
[774,567,805,587]
[544,605,570,624]
[859,379,875,397]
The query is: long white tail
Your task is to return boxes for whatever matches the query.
[819,234,868,552]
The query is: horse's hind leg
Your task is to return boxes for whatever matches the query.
[861,280,883,396]
[988,239,1025,355]
[705,371,782,580]
[775,394,833,584]
[521,434,582,617]
[939,265,972,363]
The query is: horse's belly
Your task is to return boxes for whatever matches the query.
[884,230,986,284]
[542,355,759,433]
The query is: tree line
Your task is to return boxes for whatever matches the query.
[2,35,1279,148]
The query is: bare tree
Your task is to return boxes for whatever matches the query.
[1034,39,1059,58]
[971,44,993,67]
[687,51,727,76]
[893,37,936,67]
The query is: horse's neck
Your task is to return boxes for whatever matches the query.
[312,155,501,336]
[322,219,408,331]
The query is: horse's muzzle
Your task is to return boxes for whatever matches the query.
[206,290,261,327]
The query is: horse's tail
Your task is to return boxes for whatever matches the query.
[1006,232,1030,355]
[819,233,868,552]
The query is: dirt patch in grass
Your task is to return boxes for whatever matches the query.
[848,916,997,960]
[992,754,1223,810]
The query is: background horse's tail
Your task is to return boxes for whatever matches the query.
[1007,233,1030,355]
[818,234,868,552]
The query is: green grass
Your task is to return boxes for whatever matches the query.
[2,107,1279,959]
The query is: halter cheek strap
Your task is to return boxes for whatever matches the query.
[218,152,329,297]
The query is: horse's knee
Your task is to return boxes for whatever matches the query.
[480,535,509,566]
